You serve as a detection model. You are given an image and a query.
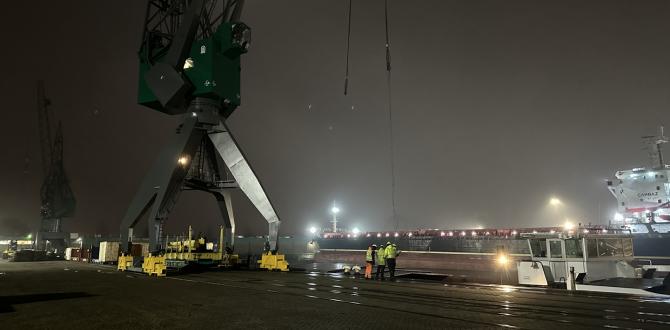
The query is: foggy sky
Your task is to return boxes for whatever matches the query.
[2,0,670,238]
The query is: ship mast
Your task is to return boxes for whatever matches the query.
[642,126,668,169]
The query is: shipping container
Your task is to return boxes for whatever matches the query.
[99,241,120,263]
[70,248,81,261]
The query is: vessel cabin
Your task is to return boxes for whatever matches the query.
[520,233,635,284]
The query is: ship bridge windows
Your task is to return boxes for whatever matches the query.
[586,238,633,258]
[530,238,547,258]
[565,239,583,258]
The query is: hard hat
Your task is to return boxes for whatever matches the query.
[387,241,391,245]
[372,244,377,247]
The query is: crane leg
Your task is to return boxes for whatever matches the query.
[118,115,202,254]
[208,120,281,253]
[212,190,236,251]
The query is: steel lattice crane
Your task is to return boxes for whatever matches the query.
[36,81,76,252]
[119,0,286,270]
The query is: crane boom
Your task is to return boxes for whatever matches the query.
[36,81,53,177]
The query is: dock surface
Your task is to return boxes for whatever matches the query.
[1,261,669,329]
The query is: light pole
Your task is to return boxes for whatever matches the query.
[549,197,568,230]
[331,205,340,233]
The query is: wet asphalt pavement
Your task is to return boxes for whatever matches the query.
[1,261,669,329]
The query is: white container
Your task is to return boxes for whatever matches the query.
[65,247,72,261]
[99,241,120,263]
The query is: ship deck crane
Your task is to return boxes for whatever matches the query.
[118,0,287,273]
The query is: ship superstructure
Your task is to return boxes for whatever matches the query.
[607,126,670,233]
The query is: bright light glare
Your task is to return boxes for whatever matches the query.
[178,156,189,166]
[497,255,509,265]
[613,213,624,221]
[377,233,381,238]
[440,231,445,237]
[563,221,575,230]
[331,207,340,214]
[26,234,33,239]
[549,197,562,206]
[309,227,317,234]
[352,228,360,234]
[394,232,399,237]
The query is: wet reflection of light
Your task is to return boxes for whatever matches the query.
[498,312,513,316]
[308,287,316,291]
[306,295,318,299]
[638,311,670,317]
[307,282,317,286]
[330,290,341,294]
[638,298,670,304]
[497,324,518,329]
[332,285,343,288]
[497,285,516,293]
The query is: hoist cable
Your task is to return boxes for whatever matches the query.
[384,0,398,230]
[344,0,353,95]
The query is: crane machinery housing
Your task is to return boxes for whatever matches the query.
[118,0,287,274]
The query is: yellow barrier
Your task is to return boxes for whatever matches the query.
[117,254,133,271]
[142,255,167,277]
[258,252,289,271]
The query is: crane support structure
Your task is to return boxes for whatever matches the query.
[35,81,76,252]
[119,0,284,268]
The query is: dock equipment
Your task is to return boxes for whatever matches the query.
[118,0,287,272]
[118,225,240,275]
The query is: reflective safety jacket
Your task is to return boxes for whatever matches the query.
[385,245,398,259]
[376,248,386,265]
[366,248,374,262]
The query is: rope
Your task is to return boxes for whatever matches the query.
[384,0,397,230]
[344,0,353,95]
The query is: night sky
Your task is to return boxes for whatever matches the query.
[2,0,670,238]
